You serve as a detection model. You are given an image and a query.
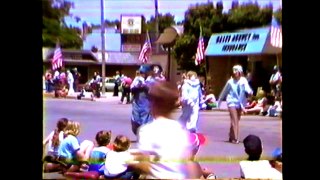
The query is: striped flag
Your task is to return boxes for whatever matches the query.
[139,30,152,64]
[52,42,63,70]
[270,17,282,48]
[195,26,205,66]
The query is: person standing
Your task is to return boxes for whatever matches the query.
[269,65,282,99]
[72,68,81,92]
[67,70,75,95]
[178,71,203,133]
[119,76,132,104]
[217,65,253,144]
[130,65,153,136]
[113,71,121,96]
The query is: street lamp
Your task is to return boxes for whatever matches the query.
[100,0,106,94]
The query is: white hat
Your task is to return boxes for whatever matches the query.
[232,65,243,73]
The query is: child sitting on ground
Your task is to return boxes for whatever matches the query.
[43,118,69,172]
[57,120,95,172]
[103,135,140,179]
[239,134,282,179]
[88,130,112,175]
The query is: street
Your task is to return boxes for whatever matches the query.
[43,97,282,179]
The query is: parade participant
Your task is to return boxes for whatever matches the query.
[178,71,203,133]
[217,65,253,144]
[130,64,153,135]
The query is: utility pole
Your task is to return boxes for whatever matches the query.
[100,0,106,94]
[155,0,159,54]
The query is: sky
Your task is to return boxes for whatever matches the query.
[65,0,282,27]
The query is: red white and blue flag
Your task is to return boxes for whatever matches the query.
[52,42,63,70]
[270,17,282,48]
[195,26,205,66]
[139,31,152,64]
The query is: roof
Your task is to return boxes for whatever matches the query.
[93,52,141,65]
[43,48,99,64]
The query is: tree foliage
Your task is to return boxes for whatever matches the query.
[43,0,82,49]
[172,1,273,71]
[274,8,282,24]
[146,13,176,32]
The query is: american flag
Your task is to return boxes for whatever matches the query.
[270,17,282,48]
[195,26,205,65]
[52,42,63,70]
[139,31,152,64]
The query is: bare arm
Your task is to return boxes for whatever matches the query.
[43,131,54,146]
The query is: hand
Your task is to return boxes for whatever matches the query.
[242,107,247,114]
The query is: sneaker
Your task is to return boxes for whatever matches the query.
[231,140,240,144]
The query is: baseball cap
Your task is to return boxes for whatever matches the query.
[138,64,152,74]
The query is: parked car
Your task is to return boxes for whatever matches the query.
[79,77,115,92]
[99,77,116,92]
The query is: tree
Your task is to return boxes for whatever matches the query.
[274,8,282,25]
[172,2,273,71]
[43,0,82,49]
[146,13,176,33]
[173,2,219,71]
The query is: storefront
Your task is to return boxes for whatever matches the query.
[204,26,282,96]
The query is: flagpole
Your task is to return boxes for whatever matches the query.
[100,0,106,94]
[155,0,159,54]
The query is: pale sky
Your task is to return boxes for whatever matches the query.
[65,0,282,27]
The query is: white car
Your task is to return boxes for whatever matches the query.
[99,77,116,92]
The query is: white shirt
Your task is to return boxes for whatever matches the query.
[138,118,192,179]
[104,150,134,177]
[240,160,282,180]
[46,131,64,155]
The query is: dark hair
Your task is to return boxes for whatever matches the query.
[243,134,262,161]
[148,81,180,117]
[113,135,130,152]
[52,118,68,148]
[95,130,112,147]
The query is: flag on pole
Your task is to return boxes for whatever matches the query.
[270,17,282,48]
[139,30,152,64]
[195,26,205,66]
[52,41,63,70]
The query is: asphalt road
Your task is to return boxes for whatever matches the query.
[43,97,282,179]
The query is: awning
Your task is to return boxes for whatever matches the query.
[205,26,282,56]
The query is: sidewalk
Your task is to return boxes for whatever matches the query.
[43,91,121,102]
[43,91,229,110]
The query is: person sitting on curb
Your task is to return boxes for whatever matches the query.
[239,134,282,179]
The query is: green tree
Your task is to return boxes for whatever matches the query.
[146,13,176,32]
[172,2,273,71]
[43,0,82,49]
[174,2,219,72]
[274,8,282,24]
